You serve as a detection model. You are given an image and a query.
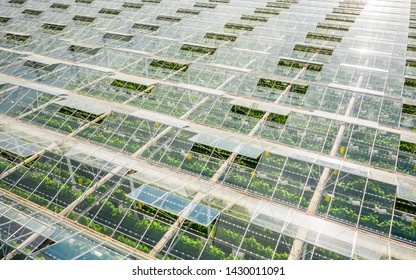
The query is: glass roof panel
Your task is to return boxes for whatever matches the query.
[0,202,55,236]
[42,234,98,260]
[54,96,110,115]
[187,202,220,225]
[128,184,166,205]
[153,193,190,214]
[128,184,219,226]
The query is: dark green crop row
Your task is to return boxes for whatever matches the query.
[402,104,416,115]
[0,16,11,23]
[399,141,416,154]
[406,60,416,68]
[278,59,323,71]
[224,23,254,31]
[230,105,266,119]
[338,2,365,9]
[22,9,42,16]
[180,44,216,54]
[293,44,334,55]
[267,113,288,124]
[122,2,143,9]
[180,155,221,178]
[215,226,289,260]
[103,33,133,42]
[176,8,200,15]
[257,78,288,90]
[309,246,349,260]
[132,23,160,31]
[50,3,69,9]
[4,33,30,42]
[75,0,93,3]
[254,8,280,15]
[333,7,361,15]
[156,15,182,22]
[408,45,416,52]
[266,2,291,9]
[325,14,356,22]
[171,234,226,259]
[291,84,308,94]
[68,45,99,55]
[111,79,149,92]
[0,155,101,214]
[41,23,66,31]
[240,15,268,22]
[194,2,216,8]
[72,15,96,23]
[209,0,230,3]
[191,143,232,161]
[306,32,343,42]
[149,59,188,71]
[316,22,349,31]
[0,158,15,174]
[0,150,24,163]
[257,78,308,94]
[227,105,288,132]
[98,8,121,15]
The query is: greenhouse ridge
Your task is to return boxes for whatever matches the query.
[0,0,415,260]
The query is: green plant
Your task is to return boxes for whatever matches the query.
[400,141,416,154]
[306,32,343,42]
[177,8,200,15]
[254,8,280,15]
[58,106,101,122]
[110,79,148,92]
[180,44,216,54]
[242,236,274,258]
[257,78,288,90]
[240,15,268,22]
[149,60,188,71]
[267,113,288,124]
[391,220,416,241]
[402,104,416,115]
[194,2,216,8]
[202,244,226,259]
[224,23,254,31]
[216,227,242,246]
[404,78,416,88]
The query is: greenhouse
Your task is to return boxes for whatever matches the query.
[0,0,415,260]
